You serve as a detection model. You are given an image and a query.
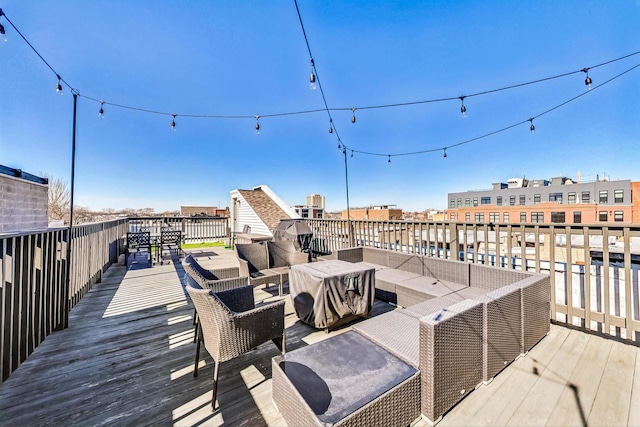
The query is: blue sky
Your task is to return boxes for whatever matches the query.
[1,1,639,212]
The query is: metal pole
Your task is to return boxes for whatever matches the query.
[61,92,78,330]
[343,148,353,247]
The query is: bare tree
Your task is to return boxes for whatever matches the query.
[47,176,70,222]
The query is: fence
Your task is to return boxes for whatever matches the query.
[306,218,640,344]
[1,219,128,383]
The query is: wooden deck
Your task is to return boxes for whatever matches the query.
[0,248,639,426]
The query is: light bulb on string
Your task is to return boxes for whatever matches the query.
[388,155,391,165]
[351,108,357,123]
[529,118,535,134]
[329,119,333,133]
[309,58,317,90]
[338,141,342,150]
[443,148,447,159]
[459,96,466,117]
[351,150,354,158]
[56,75,63,95]
[171,114,177,131]
[98,101,105,118]
[255,116,260,134]
[582,68,592,90]
[0,9,6,42]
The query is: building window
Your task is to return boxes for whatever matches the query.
[465,198,471,207]
[614,190,624,203]
[520,212,527,223]
[481,197,491,205]
[599,211,608,222]
[503,212,509,223]
[581,191,590,203]
[519,195,526,205]
[614,211,623,222]
[465,213,470,221]
[474,213,485,222]
[599,190,608,204]
[457,198,462,207]
[568,192,576,204]
[496,196,503,206]
[489,212,499,222]
[450,213,456,220]
[573,211,581,223]
[510,196,516,206]
[534,194,541,203]
[473,198,479,207]
[549,192,563,203]
[551,212,566,223]
[531,212,544,223]
[450,199,455,208]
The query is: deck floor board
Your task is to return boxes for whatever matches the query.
[1,248,638,426]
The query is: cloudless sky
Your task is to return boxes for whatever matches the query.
[1,1,639,212]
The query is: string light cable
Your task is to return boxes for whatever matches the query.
[2,7,639,150]
[348,61,640,160]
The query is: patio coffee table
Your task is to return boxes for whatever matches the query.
[289,260,375,331]
[272,331,420,426]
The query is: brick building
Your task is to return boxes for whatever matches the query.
[0,165,49,233]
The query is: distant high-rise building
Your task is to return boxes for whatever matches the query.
[306,194,325,209]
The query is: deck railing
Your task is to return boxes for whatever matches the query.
[1,219,128,383]
[307,218,640,344]
[128,216,229,244]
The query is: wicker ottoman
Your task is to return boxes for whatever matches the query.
[272,331,420,426]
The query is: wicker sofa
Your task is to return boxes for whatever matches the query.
[337,246,550,425]
[236,240,308,295]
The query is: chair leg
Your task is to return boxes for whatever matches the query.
[193,310,199,344]
[194,324,202,378]
[211,359,220,410]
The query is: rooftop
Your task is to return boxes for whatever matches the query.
[1,247,638,426]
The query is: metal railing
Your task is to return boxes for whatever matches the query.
[1,219,127,383]
[306,218,640,344]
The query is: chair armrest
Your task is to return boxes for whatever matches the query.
[210,267,241,279]
[237,257,251,278]
[198,276,249,293]
[216,285,255,313]
[231,299,286,344]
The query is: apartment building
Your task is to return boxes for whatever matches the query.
[343,205,403,220]
[447,176,640,224]
[306,194,325,209]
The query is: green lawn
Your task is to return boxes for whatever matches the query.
[181,241,228,250]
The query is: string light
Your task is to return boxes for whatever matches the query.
[459,96,466,117]
[351,107,356,123]
[338,141,342,150]
[582,68,592,90]
[388,155,391,164]
[255,115,260,134]
[329,119,333,133]
[171,113,177,131]
[0,12,6,43]
[98,101,105,118]
[529,118,535,134]
[55,75,63,95]
[443,148,447,159]
[309,58,317,90]
[351,150,354,158]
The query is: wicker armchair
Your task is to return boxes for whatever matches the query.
[185,281,285,410]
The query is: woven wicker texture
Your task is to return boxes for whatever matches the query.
[362,247,391,266]
[469,263,532,291]
[423,257,470,285]
[353,309,422,367]
[186,284,285,363]
[420,299,483,423]
[267,240,308,268]
[405,294,459,317]
[396,277,466,308]
[272,332,420,427]
[337,247,366,263]
[517,274,551,352]
[375,268,420,294]
[475,285,523,382]
[388,252,423,274]
[236,242,270,272]
[182,256,248,291]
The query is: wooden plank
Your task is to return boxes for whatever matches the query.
[628,348,640,427]
[587,339,637,426]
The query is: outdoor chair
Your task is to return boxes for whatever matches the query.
[185,281,285,410]
[182,255,249,342]
[159,229,183,264]
[125,231,152,268]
